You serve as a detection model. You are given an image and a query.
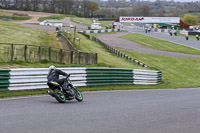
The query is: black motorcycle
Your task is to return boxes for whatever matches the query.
[47,76,83,103]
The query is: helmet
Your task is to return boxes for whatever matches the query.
[49,65,56,70]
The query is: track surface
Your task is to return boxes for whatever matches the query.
[125,27,200,51]
[1,89,200,133]
[96,32,200,58]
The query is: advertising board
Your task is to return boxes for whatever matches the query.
[120,17,180,24]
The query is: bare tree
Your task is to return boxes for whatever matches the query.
[32,0,39,11]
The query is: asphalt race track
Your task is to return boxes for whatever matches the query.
[125,27,200,51]
[1,89,200,133]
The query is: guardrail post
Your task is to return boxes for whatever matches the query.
[95,53,98,64]
[78,52,81,64]
[11,44,14,61]
[24,45,27,61]
[49,47,51,61]
[86,53,89,65]
[71,51,73,64]
[38,46,41,61]
[60,49,63,63]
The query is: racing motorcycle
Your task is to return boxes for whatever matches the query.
[47,76,83,103]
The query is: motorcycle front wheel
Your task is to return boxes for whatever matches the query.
[53,89,66,103]
[74,87,83,102]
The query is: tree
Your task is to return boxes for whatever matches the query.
[82,0,89,17]
[140,5,152,17]
[87,1,99,17]
[25,0,31,11]
[181,14,199,26]
[32,0,40,11]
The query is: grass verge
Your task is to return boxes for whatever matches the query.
[120,33,200,55]
[120,49,200,89]
[0,9,31,20]
[0,16,31,20]
[99,21,114,27]
[0,60,108,69]
[0,84,173,98]
[0,20,60,47]
[38,14,72,21]
[70,17,92,25]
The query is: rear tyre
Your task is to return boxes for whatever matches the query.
[74,87,83,102]
[53,89,66,103]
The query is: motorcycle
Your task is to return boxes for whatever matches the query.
[47,76,83,103]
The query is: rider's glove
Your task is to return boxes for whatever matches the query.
[66,73,70,77]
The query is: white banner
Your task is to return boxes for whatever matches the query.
[120,17,180,24]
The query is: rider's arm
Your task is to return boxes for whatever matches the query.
[56,69,70,77]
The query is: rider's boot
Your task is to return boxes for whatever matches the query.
[47,90,55,97]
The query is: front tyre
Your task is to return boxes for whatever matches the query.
[74,88,83,102]
[53,89,66,103]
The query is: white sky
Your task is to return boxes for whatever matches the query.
[101,0,200,2]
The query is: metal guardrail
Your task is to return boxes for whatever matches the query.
[0,68,162,91]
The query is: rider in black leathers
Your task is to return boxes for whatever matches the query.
[47,66,69,86]
[47,66,73,97]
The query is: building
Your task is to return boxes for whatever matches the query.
[39,20,63,27]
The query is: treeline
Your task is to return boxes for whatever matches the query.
[0,0,99,17]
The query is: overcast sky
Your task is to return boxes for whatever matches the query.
[101,0,200,2]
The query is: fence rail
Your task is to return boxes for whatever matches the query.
[0,68,162,91]
[0,43,97,65]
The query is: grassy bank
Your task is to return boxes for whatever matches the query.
[99,21,114,27]
[70,17,92,25]
[0,20,59,47]
[0,60,107,69]
[0,9,31,20]
[0,16,31,20]
[38,14,73,21]
[120,50,200,89]
[120,33,200,55]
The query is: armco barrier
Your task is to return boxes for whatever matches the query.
[79,29,121,34]
[0,68,162,91]
[132,25,181,34]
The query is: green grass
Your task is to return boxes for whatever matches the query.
[0,20,60,47]
[120,33,200,55]
[99,21,114,27]
[0,89,47,98]
[0,9,12,16]
[38,14,71,21]
[0,16,31,20]
[70,17,92,25]
[120,50,200,89]
[0,60,107,69]
[0,9,31,20]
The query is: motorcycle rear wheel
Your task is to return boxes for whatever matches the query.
[53,89,66,103]
[74,88,83,102]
